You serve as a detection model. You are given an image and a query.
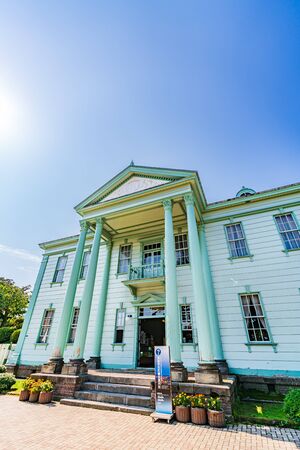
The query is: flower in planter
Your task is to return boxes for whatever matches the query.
[30,380,43,393]
[40,380,54,393]
[21,377,34,391]
[207,396,222,411]
[191,394,207,409]
[173,392,191,407]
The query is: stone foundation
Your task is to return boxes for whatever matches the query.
[238,374,300,395]
[31,373,86,400]
[5,364,42,378]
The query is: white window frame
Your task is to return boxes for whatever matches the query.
[37,309,55,344]
[114,308,126,344]
[68,307,80,343]
[80,251,91,280]
[175,233,190,266]
[180,304,193,343]
[53,255,68,283]
[118,245,132,274]
[225,223,250,258]
[239,293,271,343]
[274,213,300,251]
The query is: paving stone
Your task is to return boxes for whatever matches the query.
[0,396,300,450]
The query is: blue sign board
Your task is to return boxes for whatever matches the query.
[154,346,172,415]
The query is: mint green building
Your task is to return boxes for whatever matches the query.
[7,164,300,387]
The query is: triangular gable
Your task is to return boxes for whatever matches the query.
[100,175,171,202]
[131,293,165,306]
[75,165,196,212]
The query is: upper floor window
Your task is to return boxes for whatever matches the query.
[118,245,132,274]
[53,256,68,282]
[225,223,249,258]
[180,304,193,343]
[80,251,91,280]
[240,293,270,342]
[68,307,80,343]
[175,234,189,265]
[37,309,54,343]
[275,213,300,250]
[114,308,126,343]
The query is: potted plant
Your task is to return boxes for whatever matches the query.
[173,392,191,423]
[207,396,225,428]
[39,380,54,404]
[29,379,42,403]
[19,377,34,402]
[190,394,207,425]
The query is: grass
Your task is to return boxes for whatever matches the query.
[234,400,299,428]
[8,379,23,395]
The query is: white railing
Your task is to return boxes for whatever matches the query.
[129,262,164,280]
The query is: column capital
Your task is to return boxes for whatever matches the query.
[80,220,89,232]
[95,216,104,225]
[162,199,173,210]
[183,192,194,206]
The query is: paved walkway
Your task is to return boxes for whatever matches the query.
[0,396,299,449]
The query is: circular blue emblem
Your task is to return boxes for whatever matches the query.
[156,349,161,356]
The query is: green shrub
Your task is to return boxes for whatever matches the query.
[0,327,15,343]
[10,329,21,344]
[0,365,6,373]
[283,389,300,424]
[0,374,16,393]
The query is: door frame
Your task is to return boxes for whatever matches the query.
[137,314,166,368]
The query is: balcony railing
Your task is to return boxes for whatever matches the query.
[128,262,165,280]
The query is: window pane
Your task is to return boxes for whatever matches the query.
[240,294,270,343]
[175,234,189,266]
[226,224,249,258]
[38,309,54,343]
[118,245,132,273]
[181,305,193,343]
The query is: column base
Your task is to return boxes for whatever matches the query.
[5,364,17,376]
[215,359,229,375]
[41,357,64,374]
[194,362,222,384]
[61,358,88,376]
[86,356,101,370]
[171,362,188,382]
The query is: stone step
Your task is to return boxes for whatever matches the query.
[74,390,151,407]
[82,381,151,396]
[60,398,153,416]
[87,373,153,387]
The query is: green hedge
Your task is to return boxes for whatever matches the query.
[284,389,300,424]
[10,329,21,344]
[0,365,6,373]
[0,374,16,393]
[0,327,15,343]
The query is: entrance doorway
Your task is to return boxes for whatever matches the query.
[138,306,165,368]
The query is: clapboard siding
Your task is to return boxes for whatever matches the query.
[205,200,300,374]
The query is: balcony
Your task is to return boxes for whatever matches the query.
[122,262,165,296]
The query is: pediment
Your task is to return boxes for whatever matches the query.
[75,164,197,212]
[101,175,170,202]
[131,293,165,306]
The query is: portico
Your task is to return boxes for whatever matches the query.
[41,164,225,384]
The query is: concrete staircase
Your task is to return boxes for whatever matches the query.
[60,370,154,416]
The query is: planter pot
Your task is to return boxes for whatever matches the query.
[191,407,207,425]
[39,391,53,404]
[207,409,225,428]
[175,406,190,423]
[29,392,40,403]
[19,390,30,402]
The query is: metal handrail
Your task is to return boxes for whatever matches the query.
[128,261,165,280]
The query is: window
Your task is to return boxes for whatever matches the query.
[118,245,132,274]
[114,308,126,343]
[68,307,80,343]
[38,309,54,343]
[80,251,91,280]
[175,234,189,265]
[53,256,68,282]
[225,223,249,258]
[180,305,193,343]
[240,293,270,342]
[275,213,300,250]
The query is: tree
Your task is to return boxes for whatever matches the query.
[0,278,30,328]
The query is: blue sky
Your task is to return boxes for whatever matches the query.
[1,1,300,287]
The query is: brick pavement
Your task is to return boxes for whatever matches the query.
[0,396,299,449]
